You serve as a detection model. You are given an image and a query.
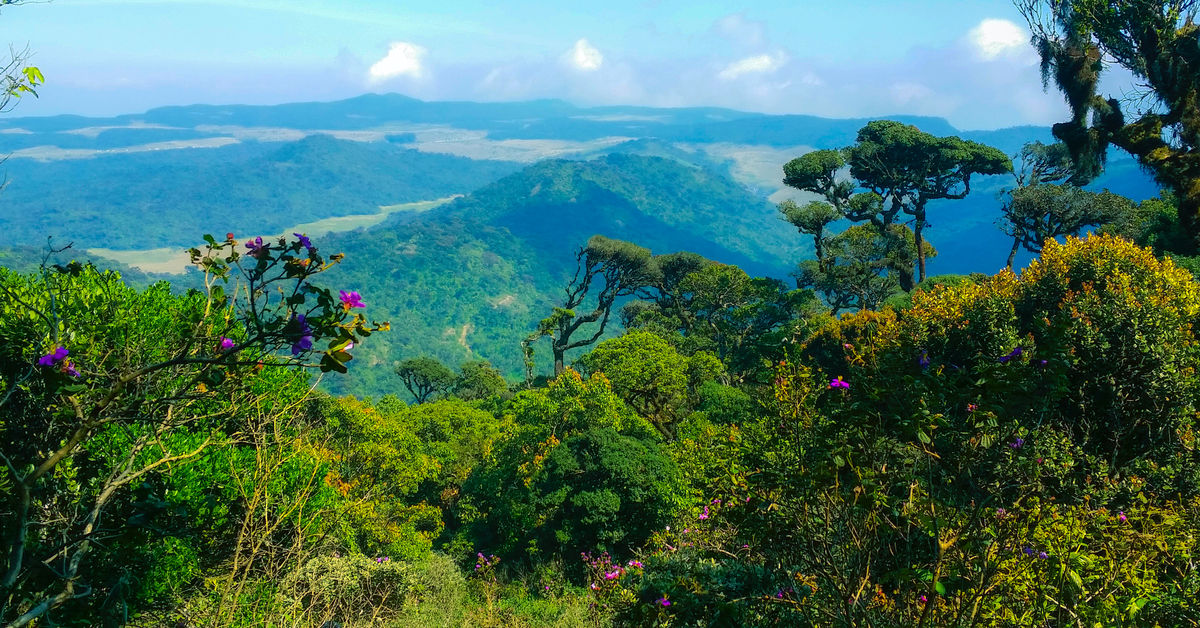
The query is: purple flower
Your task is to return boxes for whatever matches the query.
[219,337,235,351]
[1009,437,1025,449]
[244,236,268,258]
[339,290,366,309]
[1118,511,1128,523]
[919,595,928,603]
[1038,551,1049,560]
[657,597,671,607]
[38,346,69,366]
[291,335,314,356]
[995,508,1007,517]
[293,233,313,251]
[775,590,784,599]
[1037,359,1048,368]
[698,507,709,521]
[64,364,80,378]
[998,346,1023,363]
[1022,546,1035,556]
[829,376,850,390]
[295,313,312,334]
[918,350,930,369]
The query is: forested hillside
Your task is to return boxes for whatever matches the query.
[317,153,799,394]
[7,2,1200,624]
[0,135,520,249]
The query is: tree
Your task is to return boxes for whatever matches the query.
[846,120,1011,283]
[782,122,1010,287]
[395,356,456,404]
[1019,0,1200,250]
[793,223,925,314]
[577,331,722,439]
[1000,183,1132,267]
[534,236,661,376]
[451,359,508,401]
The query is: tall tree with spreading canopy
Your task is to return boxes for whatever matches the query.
[846,120,1011,283]
[1001,184,1132,267]
[395,356,456,404]
[998,140,1130,268]
[781,122,1009,289]
[1019,0,1200,251]
[533,236,661,376]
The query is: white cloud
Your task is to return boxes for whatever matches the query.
[565,38,603,71]
[968,18,1027,60]
[718,52,787,80]
[368,41,427,82]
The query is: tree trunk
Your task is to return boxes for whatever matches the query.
[552,346,565,377]
[1006,236,1021,270]
[914,214,927,285]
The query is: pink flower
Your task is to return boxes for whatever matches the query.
[1118,511,1128,523]
[829,376,850,390]
[219,337,235,351]
[698,507,709,521]
[657,596,671,607]
[339,290,366,309]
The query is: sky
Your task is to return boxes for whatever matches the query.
[0,0,1107,129]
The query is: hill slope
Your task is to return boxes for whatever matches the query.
[317,154,804,395]
[0,134,521,249]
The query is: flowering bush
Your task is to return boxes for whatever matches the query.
[0,233,386,625]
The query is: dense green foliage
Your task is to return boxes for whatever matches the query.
[316,154,801,396]
[6,171,1200,628]
[0,135,520,249]
[7,9,1200,621]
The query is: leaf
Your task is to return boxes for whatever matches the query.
[917,431,931,445]
[934,580,946,596]
[320,353,348,373]
[1067,570,1083,591]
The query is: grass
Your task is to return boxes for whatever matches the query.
[87,196,459,274]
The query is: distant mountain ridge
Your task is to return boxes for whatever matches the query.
[1,93,1050,153]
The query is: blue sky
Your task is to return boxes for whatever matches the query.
[1,0,1091,128]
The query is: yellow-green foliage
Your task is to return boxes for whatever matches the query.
[807,234,1200,495]
[317,396,442,560]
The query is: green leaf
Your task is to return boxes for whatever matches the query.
[917,431,931,444]
[934,580,946,596]
[1067,570,1083,591]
